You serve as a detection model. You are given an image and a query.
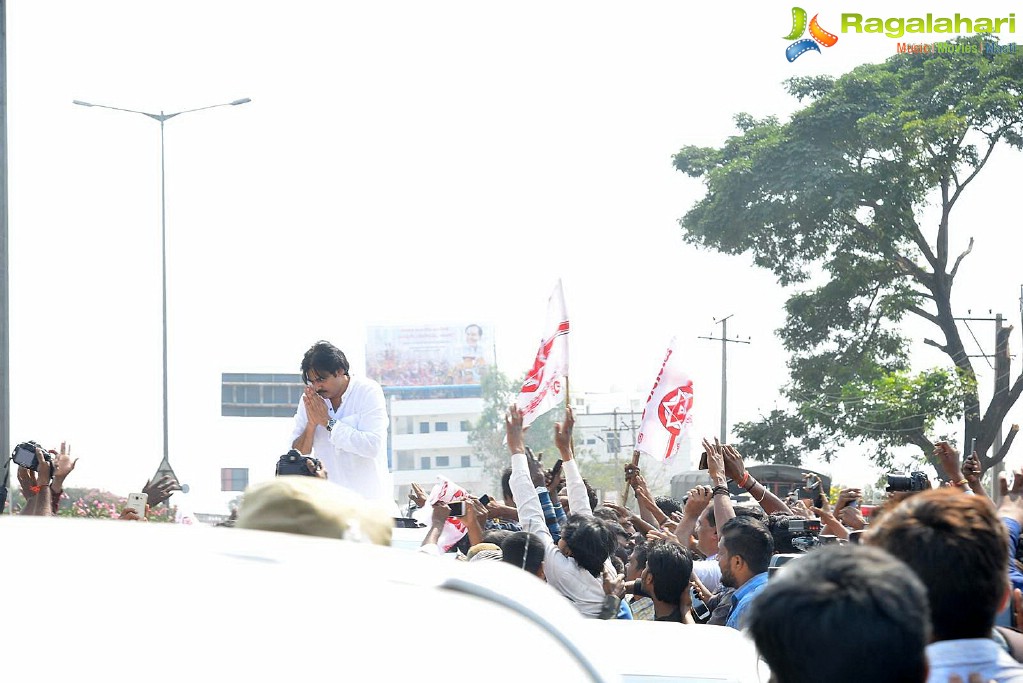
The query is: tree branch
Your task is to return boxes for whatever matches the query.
[907,305,940,325]
[949,130,1004,208]
[948,236,974,281]
[923,338,949,353]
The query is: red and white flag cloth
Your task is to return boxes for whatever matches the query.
[419,475,468,552]
[517,279,570,429]
[636,337,694,461]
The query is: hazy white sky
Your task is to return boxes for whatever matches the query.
[7,0,1023,504]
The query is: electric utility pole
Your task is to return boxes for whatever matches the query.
[698,315,750,443]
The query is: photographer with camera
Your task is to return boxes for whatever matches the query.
[12,441,77,516]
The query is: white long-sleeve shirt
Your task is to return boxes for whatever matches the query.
[290,375,393,506]
[509,452,612,618]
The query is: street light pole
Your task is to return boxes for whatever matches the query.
[73,97,250,479]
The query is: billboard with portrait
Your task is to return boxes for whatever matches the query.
[366,323,495,387]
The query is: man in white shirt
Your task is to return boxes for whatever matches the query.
[291,340,394,507]
[505,404,618,618]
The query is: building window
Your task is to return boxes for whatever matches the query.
[460,420,471,432]
[420,457,432,470]
[436,456,449,467]
[419,422,430,434]
[221,468,249,492]
[435,422,448,432]
[396,452,414,471]
[586,438,597,445]
[461,455,471,468]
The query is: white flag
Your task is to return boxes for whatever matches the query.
[517,279,570,428]
[411,475,469,552]
[636,337,694,461]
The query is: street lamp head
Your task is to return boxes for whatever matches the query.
[230,98,252,106]
[72,100,94,107]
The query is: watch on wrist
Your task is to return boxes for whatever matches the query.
[326,418,337,432]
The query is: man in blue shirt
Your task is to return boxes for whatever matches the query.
[717,516,773,629]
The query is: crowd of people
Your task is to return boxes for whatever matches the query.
[7,338,1023,682]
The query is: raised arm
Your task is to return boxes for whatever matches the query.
[704,438,735,529]
[506,405,552,542]
[555,405,592,516]
[721,444,788,514]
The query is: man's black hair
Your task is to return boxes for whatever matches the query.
[720,516,773,575]
[655,496,683,517]
[749,545,930,683]
[645,541,693,605]
[482,528,514,547]
[707,504,768,529]
[560,513,616,577]
[300,340,350,381]
[581,478,598,512]
[630,540,650,573]
[500,467,514,503]
[501,531,544,574]
[767,513,807,554]
[465,323,483,337]
[592,507,619,524]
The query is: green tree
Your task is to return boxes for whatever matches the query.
[674,38,1022,475]
[468,368,560,491]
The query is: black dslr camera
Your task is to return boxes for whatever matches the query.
[275,449,323,477]
[11,441,51,472]
[886,471,929,493]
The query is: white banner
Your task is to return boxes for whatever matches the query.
[635,337,694,461]
[517,279,570,428]
[412,475,469,552]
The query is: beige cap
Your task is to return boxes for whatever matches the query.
[236,476,392,545]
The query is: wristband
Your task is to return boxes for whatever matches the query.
[712,485,730,497]
[743,477,757,492]
[955,479,969,487]
[738,472,750,489]
[30,485,42,494]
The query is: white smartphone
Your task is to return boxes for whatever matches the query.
[126,492,148,517]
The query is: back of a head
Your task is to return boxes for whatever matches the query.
[561,513,616,577]
[483,528,514,547]
[500,467,514,503]
[767,513,806,554]
[592,506,619,524]
[645,541,693,605]
[867,488,1008,640]
[501,531,544,575]
[655,496,683,517]
[721,516,774,575]
[749,545,930,683]
[236,476,392,545]
[707,503,768,529]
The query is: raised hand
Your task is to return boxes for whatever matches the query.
[721,444,747,484]
[408,482,427,508]
[933,441,962,482]
[505,405,525,455]
[142,475,183,508]
[684,485,713,517]
[962,452,982,484]
[554,405,575,458]
[52,442,78,485]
